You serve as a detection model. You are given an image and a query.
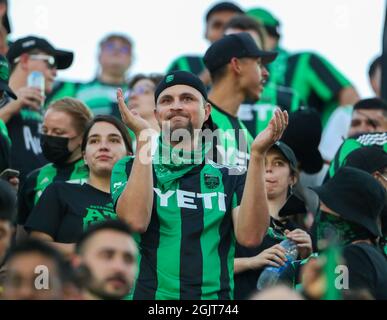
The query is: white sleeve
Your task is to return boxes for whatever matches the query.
[319,106,353,161]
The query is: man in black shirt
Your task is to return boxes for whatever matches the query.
[0,36,73,182]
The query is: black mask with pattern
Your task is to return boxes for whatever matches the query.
[317,210,372,251]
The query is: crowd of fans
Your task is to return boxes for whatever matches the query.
[0,1,386,300]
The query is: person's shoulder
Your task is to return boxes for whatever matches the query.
[116,155,135,166]
[167,54,203,71]
[25,162,55,180]
[47,180,84,193]
[76,78,102,92]
[112,155,135,174]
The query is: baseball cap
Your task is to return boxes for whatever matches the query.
[0,55,17,99]
[154,71,207,103]
[271,141,298,172]
[205,2,244,22]
[7,36,74,70]
[203,32,277,73]
[345,146,387,174]
[246,8,281,38]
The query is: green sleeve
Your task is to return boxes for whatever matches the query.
[111,156,134,208]
[0,119,11,146]
[45,80,81,106]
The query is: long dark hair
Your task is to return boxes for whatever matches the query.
[81,115,133,154]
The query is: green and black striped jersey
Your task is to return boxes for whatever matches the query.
[209,102,254,168]
[46,79,129,117]
[326,132,387,181]
[18,158,89,225]
[167,55,206,76]
[45,80,81,106]
[267,48,352,126]
[111,156,246,300]
[238,83,303,137]
[0,119,11,172]
[75,79,128,118]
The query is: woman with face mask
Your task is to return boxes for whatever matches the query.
[233,141,313,299]
[304,167,387,300]
[17,98,93,239]
[24,115,132,256]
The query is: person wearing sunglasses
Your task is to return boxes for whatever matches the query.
[0,36,73,183]
[71,33,133,118]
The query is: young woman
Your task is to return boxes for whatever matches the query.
[17,98,93,237]
[25,115,132,255]
[234,141,313,299]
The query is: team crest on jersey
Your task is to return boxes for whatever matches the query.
[204,174,220,189]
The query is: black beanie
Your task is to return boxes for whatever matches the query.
[154,71,207,103]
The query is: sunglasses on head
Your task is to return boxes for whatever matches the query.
[14,54,57,69]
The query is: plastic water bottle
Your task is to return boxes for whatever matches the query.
[256,239,298,290]
[27,71,45,108]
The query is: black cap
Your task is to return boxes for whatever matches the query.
[154,71,207,103]
[281,108,323,174]
[345,146,387,174]
[311,167,386,237]
[205,2,244,22]
[203,32,278,73]
[7,36,74,70]
[271,141,298,172]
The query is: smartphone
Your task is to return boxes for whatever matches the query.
[0,168,20,180]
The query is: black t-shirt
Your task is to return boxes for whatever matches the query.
[234,217,300,300]
[342,243,387,300]
[17,159,89,226]
[25,182,116,243]
[1,101,48,182]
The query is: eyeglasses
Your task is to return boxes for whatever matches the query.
[128,86,154,96]
[102,42,131,55]
[14,54,57,69]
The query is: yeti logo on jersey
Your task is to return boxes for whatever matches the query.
[204,174,220,189]
[154,188,227,211]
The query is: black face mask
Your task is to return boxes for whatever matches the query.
[40,134,72,165]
